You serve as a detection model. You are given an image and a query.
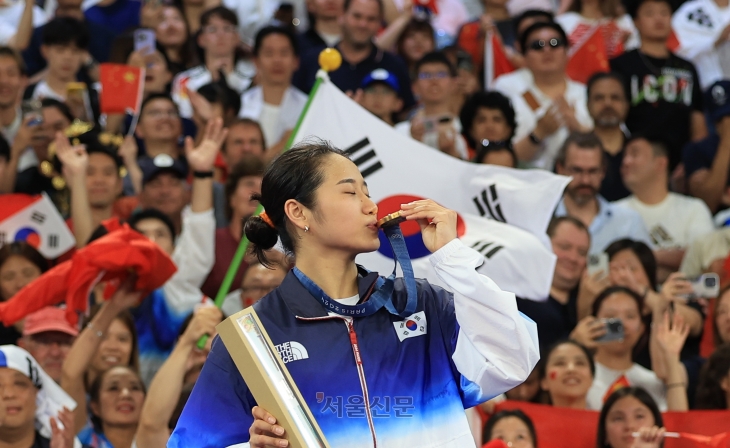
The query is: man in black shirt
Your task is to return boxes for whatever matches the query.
[298,0,344,54]
[293,0,416,110]
[517,216,592,355]
[609,0,707,173]
[587,71,631,201]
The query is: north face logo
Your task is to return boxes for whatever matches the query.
[275,341,309,364]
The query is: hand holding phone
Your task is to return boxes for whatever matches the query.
[134,29,156,55]
[21,99,43,127]
[594,318,624,343]
[587,253,609,277]
[685,273,720,299]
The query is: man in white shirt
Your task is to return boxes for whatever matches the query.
[554,132,653,255]
[171,7,255,119]
[493,21,593,170]
[395,51,468,159]
[239,26,307,161]
[672,0,730,89]
[617,135,714,281]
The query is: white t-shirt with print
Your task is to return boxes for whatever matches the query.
[587,362,667,411]
[616,192,714,249]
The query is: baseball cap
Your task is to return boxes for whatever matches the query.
[139,154,189,186]
[22,306,79,337]
[361,69,400,94]
[706,80,730,123]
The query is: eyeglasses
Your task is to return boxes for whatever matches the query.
[417,71,450,80]
[202,25,237,35]
[528,38,565,52]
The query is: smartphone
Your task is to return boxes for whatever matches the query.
[685,273,720,299]
[21,99,43,126]
[587,253,609,276]
[134,28,156,55]
[595,318,624,343]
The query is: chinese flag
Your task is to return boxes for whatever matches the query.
[99,63,145,115]
[602,374,631,403]
[484,31,515,88]
[566,26,609,84]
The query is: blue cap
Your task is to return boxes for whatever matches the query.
[706,80,730,123]
[361,69,400,94]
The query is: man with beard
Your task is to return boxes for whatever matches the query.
[293,0,415,110]
[201,156,264,299]
[516,216,594,355]
[554,132,652,255]
[586,72,631,201]
[617,135,714,280]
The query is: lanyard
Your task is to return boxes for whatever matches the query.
[292,225,418,318]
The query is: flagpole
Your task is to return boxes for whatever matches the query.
[196,49,341,349]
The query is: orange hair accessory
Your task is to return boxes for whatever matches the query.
[259,212,275,229]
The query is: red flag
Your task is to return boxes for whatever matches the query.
[492,401,730,448]
[484,31,515,88]
[0,225,176,327]
[602,374,631,403]
[677,432,730,448]
[415,0,438,14]
[482,440,509,448]
[667,29,680,53]
[566,25,610,84]
[99,64,145,115]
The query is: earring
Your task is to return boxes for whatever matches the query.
[304,226,309,232]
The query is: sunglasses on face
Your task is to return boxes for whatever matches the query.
[528,38,565,51]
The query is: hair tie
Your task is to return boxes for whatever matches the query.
[259,212,275,229]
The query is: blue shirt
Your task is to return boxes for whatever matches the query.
[555,195,654,254]
[84,0,141,36]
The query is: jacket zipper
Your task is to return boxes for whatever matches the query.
[296,315,378,447]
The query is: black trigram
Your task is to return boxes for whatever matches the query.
[473,184,506,222]
[31,211,46,224]
[343,138,383,178]
[471,240,504,259]
[48,234,59,248]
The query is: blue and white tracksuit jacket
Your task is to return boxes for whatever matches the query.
[167,239,540,448]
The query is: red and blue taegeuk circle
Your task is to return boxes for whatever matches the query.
[13,227,41,248]
[406,320,418,331]
[376,194,466,260]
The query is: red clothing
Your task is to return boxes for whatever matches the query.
[200,227,249,299]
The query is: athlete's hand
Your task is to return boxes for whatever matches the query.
[399,199,457,253]
[249,406,288,447]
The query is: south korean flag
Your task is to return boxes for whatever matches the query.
[0,193,75,258]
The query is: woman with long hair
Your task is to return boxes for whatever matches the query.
[586,286,689,411]
[169,140,539,447]
[695,343,730,409]
[61,278,141,434]
[597,387,666,448]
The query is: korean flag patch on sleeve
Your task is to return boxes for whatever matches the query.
[393,311,427,342]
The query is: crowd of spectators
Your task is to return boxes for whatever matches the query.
[1,0,730,445]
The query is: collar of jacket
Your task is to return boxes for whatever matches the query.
[274,266,381,318]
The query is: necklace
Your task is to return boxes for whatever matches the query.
[637,50,666,77]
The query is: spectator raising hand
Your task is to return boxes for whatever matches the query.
[136,305,223,448]
[653,311,690,411]
[184,117,228,175]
